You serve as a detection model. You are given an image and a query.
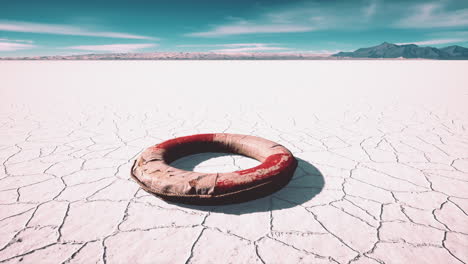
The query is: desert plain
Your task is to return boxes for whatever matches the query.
[0,60,467,263]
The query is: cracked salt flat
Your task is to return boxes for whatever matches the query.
[1,61,468,263]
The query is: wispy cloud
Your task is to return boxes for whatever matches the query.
[212,46,289,53]
[212,47,288,52]
[395,3,468,28]
[186,22,314,37]
[176,43,343,54]
[279,49,340,56]
[177,43,277,48]
[0,42,35,51]
[0,21,156,40]
[66,43,158,53]
[0,38,33,43]
[396,38,466,46]
[186,1,386,37]
[176,43,289,52]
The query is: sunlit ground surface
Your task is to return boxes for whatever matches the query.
[1,61,468,263]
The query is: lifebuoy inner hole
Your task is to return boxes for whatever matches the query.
[163,140,267,165]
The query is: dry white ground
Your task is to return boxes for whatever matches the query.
[1,61,468,264]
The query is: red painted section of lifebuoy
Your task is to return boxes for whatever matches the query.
[156,133,215,149]
[214,153,295,191]
[236,153,294,176]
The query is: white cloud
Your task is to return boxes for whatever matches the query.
[0,42,35,51]
[396,3,468,28]
[220,43,278,48]
[176,43,289,52]
[284,49,340,54]
[211,46,289,53]
[180,43,336,54]
[396,38,466,46]
[177,43,277,48]
[186,22,315,37]
[0,38,33,43]
[185,1,386,37]
[177,42,343,55]
[0,21,156,40]
[66,43,158,53]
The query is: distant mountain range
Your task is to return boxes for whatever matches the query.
[333,42,468,59]
[2,42,467,60]
[0,52,332,60]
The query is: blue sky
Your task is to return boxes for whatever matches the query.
[1,0,468,56]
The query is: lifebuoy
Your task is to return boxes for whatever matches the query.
[131,133,298,205]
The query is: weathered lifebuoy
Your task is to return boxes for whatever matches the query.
[131,133,297,205]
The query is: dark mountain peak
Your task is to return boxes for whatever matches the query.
[441,45,466,51]
[400,44,418,47]
[440,45,468,58]
[443,45,463,49]
[378,42,398,47]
